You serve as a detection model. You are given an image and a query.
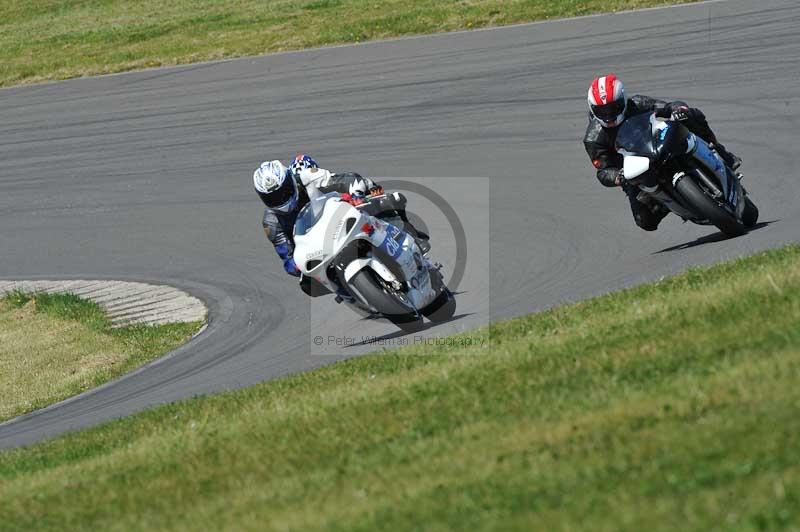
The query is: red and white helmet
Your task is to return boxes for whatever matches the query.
[588,73,627,128]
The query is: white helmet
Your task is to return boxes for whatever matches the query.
[253,160,298,213]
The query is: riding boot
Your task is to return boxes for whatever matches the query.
[379,192,431,254]
[407,226,431,255]
[400,216,431,254]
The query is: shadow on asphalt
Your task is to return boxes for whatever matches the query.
[654,220,778,254]
[345,313,475,349]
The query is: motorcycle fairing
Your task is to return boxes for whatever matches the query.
[686,134,743,214]
[379,224,406,259]
[294,193,439,314]
[623,155,651,180]
[688,134,730,200]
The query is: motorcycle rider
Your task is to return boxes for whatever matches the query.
[583,73,742,231]
[254,154,430,291]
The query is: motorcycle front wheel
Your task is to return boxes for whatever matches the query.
[422,288,456,323]
[674,176,746,237]
[349,269,424,332]
[742,196,759,227]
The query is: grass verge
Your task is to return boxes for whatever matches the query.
[0,290,203,423]
[2,245,799,530]
[1,0,697,88]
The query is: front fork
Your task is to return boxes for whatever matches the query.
[683,135,746,219]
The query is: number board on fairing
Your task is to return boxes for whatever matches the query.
[380,225,405,259]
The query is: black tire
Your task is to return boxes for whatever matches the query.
[349,269,423,332]
[422,289,456,323]
[674,176,745,237]
[742,196,759,228]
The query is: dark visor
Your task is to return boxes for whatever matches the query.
[592,99,625,121]
[262,174,296,208]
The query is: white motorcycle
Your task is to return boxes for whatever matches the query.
[293,192,456,331]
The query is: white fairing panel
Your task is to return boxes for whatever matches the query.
[343,258,396,284]
[624,156,651,180]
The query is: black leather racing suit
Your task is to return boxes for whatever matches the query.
[583,95,733,231]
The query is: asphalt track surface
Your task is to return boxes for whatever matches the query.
[1,0,798,449]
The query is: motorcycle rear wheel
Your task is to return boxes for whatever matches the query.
[674,176,746,237]
[349,269,423,332]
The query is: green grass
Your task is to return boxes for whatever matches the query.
[2,245,799,531]
[0,0,696,88]
[0,291,203,423]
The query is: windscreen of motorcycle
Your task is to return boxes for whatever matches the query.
[615,112,657,158]
[294,195,330,236]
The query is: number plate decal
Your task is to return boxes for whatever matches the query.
[379,225,404,258]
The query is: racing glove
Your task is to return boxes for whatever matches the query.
[284,257,301,277]
[615,168,625,187]
[274,242,301,277]
[340,193,365,206]
[670,105,691,122]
